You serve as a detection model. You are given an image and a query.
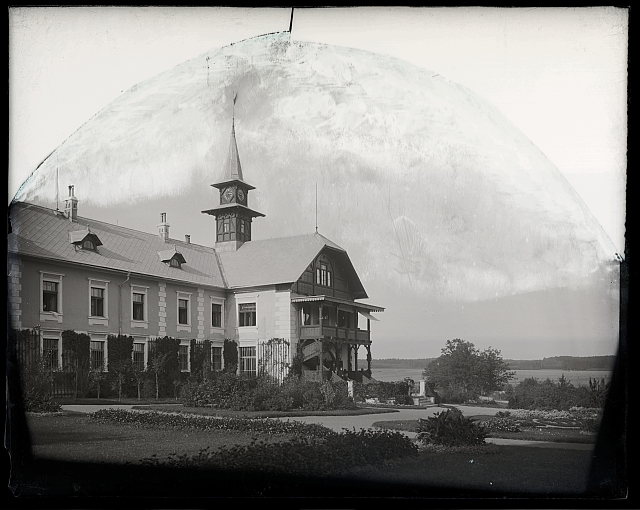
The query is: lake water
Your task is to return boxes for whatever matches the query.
[372,367,612,387]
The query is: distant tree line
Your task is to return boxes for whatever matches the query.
[357,358,435,369]
[360,355,615,372]
[505,355,616,371]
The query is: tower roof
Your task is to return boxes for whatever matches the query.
[212,119,255,190]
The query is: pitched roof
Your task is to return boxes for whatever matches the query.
[8,202,370,299]
[8,202,225,288]
[218,232,368,298]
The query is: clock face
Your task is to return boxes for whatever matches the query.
[223,187,235,202]
[237,189,245,202]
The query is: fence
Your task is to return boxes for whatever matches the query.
[258,338,291,384]
[11,328,78,397]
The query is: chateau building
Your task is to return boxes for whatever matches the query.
[7,121,383,382]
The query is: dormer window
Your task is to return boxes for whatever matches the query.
[158,247,186,269]
[69,227,102,252]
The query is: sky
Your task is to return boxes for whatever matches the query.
[8,7,627,359]
[9,6,627,254]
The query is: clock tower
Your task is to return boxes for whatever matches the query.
[202,117,264,252]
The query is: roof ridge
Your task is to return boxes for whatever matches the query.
[11,201,217,252]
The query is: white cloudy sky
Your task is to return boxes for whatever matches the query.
[9,6,627,253]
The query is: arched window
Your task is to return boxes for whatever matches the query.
[169,258,181,268]
[82,239,95,251]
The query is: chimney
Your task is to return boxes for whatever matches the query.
[185,235,191,244]
[157,212,170,242]
[63,185,78,222]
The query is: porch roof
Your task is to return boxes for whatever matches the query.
[291,294,384,314]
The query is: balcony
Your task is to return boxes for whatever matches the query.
[299,325,370,343]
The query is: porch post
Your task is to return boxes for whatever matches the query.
[366,344,372,372]
[354,345,359,372]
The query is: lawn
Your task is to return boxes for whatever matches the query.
[26,411,295,465]
[133,403,399,418]
[14,411,612,498]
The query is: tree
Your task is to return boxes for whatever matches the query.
[423,339,514,402]
[89,367,107,399]
[131,363,147,401]
[109,359,131,401]
[148,350,170,401]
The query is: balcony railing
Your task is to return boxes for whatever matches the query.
[300,325,370,342]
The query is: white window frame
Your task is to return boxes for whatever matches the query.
[210,296,225,334]
[239,345,257,377]
[88,278,109,326]
[176,291,192,332]
[40,271,64,323]
[210,342,224,371]
[130,285,149,329]
[236,293,258,330]
[178,341,190,372]
[41,330,62,370]
[89,333,109,372]
[132,336,148,370]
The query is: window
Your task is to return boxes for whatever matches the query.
[41,272,64,322]
[88,279,109,325]
[240,346,256,377]
[90,341,105,371]
[91,287,105,317]
[43,281,58,312]
[82,239,96,250]
[169,258,181,268]
[176,292,192,331]
[212,303,222,328]
[316,259,332,287]
[238,303,256,327]
[133,293,145,321]
[179,344,189,372]
[43,338,60,371]
[178,299,189,325]
[130,286,148,328]
[133,343,145,371]
[211,346,222,371]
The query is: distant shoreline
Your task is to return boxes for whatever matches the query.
[360,355,616,372]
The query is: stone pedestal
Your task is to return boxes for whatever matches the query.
[419,380,427,397]
[348,380,354,399]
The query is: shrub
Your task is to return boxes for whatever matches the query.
[354,380,412,404]
[507,376,596,411]
[416,408,487,446]
[181,373,356,412]
[140,428,418,476]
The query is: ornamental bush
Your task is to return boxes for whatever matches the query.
[140,428,418,476]
[416,408,487,446]
[180,373,356,411]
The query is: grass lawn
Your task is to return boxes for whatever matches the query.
[26,411,294,465]
[16,411,608,498]
[133,403,399,418]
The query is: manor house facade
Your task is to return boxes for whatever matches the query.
[7,121,383,382]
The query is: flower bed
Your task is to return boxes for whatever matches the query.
[90,409,334,438]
